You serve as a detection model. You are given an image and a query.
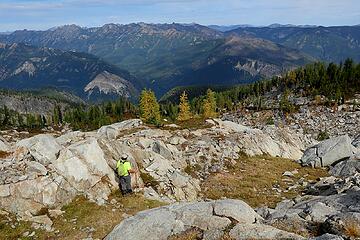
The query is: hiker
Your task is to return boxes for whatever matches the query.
[116,154,136,195]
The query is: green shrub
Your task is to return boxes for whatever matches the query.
[317,130,330,141]
[140,172,159,189]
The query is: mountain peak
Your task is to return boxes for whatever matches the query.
[51,24,82,31]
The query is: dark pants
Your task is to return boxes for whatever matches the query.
[119,175,132,195]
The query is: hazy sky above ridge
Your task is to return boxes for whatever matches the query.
[0,0,359,31]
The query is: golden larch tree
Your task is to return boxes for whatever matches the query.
[139,89,161,124]
[177,91,192,121]
[202,89,217,118]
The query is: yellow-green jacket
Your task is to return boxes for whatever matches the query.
[117,160,132,177]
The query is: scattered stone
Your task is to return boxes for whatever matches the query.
[309,233,344,240]
[27,215,53,230]
[16,134,62,165]
[0,137,10,152]
[48,209,64,218]
[352,135,360,148]
[26,161,48,176]
[283,171,295,177]
[0,184,10,197]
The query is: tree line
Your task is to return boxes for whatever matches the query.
[139,88,217,125]
[189,58,360,113]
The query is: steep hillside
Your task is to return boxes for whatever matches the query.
[170,36,312,89]
[227,26,360,62]
[0,43,139,101]
[0,88,84,115]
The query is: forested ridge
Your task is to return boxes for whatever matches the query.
[1,60,359,130]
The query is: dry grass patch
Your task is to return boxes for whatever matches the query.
[168,228,236,240]
[202,155,328,208]
[343,218,360,239]
[161,117,212,131]
[0,214,33,240]
[1,193,164,240]
[176,118,212,130]
[271,218,311,238]
[0,151,11,159]
[168,228,203,240]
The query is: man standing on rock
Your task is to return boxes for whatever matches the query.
[116,154,136,196]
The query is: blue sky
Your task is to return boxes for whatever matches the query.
[0,0,359,31]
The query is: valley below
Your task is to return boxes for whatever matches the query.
[0,97,359,239]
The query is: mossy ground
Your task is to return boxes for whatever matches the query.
[0,192,164,240]
[201,154,329,208]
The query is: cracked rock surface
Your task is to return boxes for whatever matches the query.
[105,199,305,240]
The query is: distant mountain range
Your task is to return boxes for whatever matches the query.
[0,22,359,100]
[0,43,139,101]
[227,26,360,62]
[0,23,313,96]
[207,25,254,32]
[207,24,318,32]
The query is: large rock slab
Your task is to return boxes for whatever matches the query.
[105,207,182,240]
[97,119,142,139]
[213,118,252,133]
[105,199,263,240]
[16,134,62,165]
[330,160,360,177]
[169,202,231,231]
[229,223,305,240]
[53,138,117,204]
[300,135,355,167]
[214,199,262,223]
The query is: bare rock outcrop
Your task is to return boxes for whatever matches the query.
[300,135,356,167]
[263,173,360,239]
[105,199,303,240]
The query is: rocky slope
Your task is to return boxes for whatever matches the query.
[105,125,360,240]
[0,43,139,101]
[0,118,313,228]
[223,94,360,140]
[0,89,84,115]
[0,117,359,239]
[171,36,311,90]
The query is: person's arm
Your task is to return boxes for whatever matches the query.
[126,162,137,174]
